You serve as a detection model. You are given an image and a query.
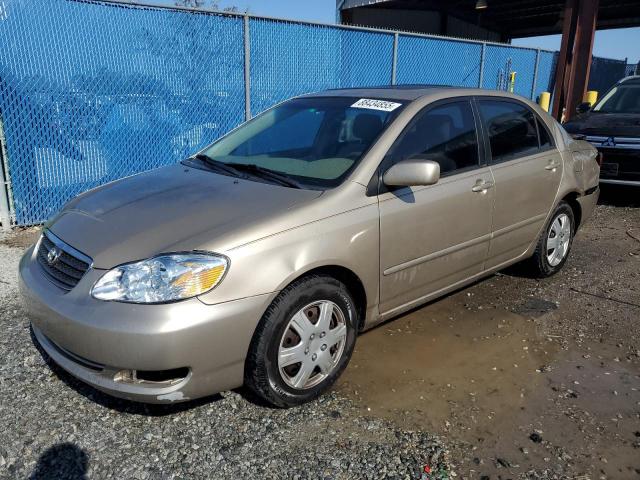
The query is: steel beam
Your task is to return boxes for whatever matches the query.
[391,33,398,85]
[552,0,578,120]
[243,14,251,121]
[565,0,599,121]
[552,0,599,122]
[479,43,486,88]
[0,118,12,231]
[531,48,540,100]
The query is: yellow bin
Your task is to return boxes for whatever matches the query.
[538,92,551,112]
[584,90,598,106]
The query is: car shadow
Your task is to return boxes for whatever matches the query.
[598,184,640,208]
[29,443,89,480]
[30,328,223,416]
[498,261,539,279]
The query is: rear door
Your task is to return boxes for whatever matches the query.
[378,98,494,315]
[476,98,563,269]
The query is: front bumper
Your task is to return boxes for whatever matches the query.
[600,178,640,186]
[19,245,275,403]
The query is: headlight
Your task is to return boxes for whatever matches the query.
[91,253,228,303]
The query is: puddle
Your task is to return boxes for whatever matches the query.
[336,292,640,477]
[338,297,557,433]
[513,297,559,317]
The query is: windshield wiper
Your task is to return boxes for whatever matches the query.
[187,155,303,188]
[188,154,246,178]
[228,163,303,189]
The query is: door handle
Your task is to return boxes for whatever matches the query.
[471,180,495,193]
[545,162,561,171]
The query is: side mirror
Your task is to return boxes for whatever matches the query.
[576,102,591,114]
[383,158,440,187]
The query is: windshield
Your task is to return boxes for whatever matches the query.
[196,96,404,189]
[593,83,640,113]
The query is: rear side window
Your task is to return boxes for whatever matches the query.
[387,100,480,176]
[478,100,540,163]
[537,118,552,149]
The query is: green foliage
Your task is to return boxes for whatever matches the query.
[174,1,239,12]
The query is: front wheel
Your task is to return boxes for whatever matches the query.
[244,275,357,407]
[527,201,575,277]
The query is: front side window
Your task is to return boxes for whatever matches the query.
[593,83,640,113]
[195,96,404,189]
[387,100,480,176]
[479,100,540,163]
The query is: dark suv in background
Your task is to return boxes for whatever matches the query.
[564,75,640,187]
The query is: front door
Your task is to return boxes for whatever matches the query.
[476,99,563,269]
[378,99,495,315]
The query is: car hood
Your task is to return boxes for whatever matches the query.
[48,164,323,268]
[564,112,640,137]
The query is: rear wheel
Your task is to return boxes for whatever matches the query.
[527,201,575,277]
[245,275,357,407]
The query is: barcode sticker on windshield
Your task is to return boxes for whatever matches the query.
[351,98,402,112]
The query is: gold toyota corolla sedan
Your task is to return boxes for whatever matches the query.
[19,86,600,407]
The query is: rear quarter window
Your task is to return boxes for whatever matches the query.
[537,118,553,149]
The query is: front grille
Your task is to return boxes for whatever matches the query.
[36,231,91,291]
[598,148,640,181]
[587,136,640,150]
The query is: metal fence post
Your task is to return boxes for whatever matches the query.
[391,33,398,85]
[531,48,541,100]
[243,14,251,121]
[478,43,486,88]
[0,118,12,232]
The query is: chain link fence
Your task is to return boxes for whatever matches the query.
[623,62,640,78]
[0,0,556,226]
[396,35,483,88]
[249,18,395,116]
[588,56,628,95]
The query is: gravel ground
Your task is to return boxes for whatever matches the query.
[0,242,449,480]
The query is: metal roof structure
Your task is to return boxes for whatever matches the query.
[338,0,640,41]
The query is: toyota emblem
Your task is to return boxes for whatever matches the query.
[47,246,62,266]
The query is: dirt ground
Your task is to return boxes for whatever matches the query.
[337,185,640,479]
[2,186,638,479]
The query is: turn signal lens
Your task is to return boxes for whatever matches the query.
[172,263,226,297]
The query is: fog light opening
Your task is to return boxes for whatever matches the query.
[113,369,136,383]
[114,367,189,385]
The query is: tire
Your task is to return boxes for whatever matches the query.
[526,201,575,278]
[244,274,358,407]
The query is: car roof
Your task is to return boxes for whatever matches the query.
[300,85,459,101]
[299,85,527,102]
[619,75,640,85]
